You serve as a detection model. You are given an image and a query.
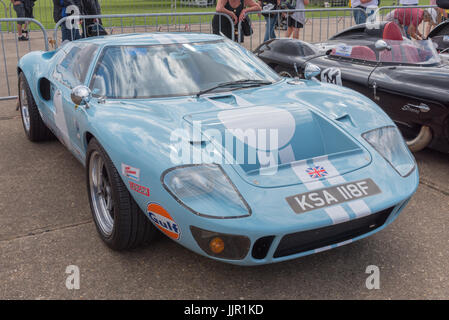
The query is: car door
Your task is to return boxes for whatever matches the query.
[51,43,100,160]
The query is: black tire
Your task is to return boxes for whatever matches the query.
[86,138,158,250]
[274,65,295,78]
[18,72,54,142]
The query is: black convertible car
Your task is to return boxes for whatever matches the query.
[255,21,449,153]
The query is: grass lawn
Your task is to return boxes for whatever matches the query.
[1,0,432,31]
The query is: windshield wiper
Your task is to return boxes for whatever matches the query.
[196,79,273,97]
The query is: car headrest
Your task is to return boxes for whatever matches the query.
[350,46,376,61]
[383,22,403,41]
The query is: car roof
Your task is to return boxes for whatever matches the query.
[72,32,224,47]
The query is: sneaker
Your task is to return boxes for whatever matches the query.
[18,35,28,41]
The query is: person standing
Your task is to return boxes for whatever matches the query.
[259,0,280,42]
[286,0,309,39]
[385,7,432,39]
[79,0,103,37]
[11,0,35,41]
[351,0,379,25]
[53,0,82,41]
[212,0,261,42]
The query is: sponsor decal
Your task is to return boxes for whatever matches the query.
[443,35,449,43]
[147,203,180,240]
[121,163,140,181]
[401,103,430,114]
[334,44,352,57]
[129,181,150,197]
[306,166,328,179]
[286,178,381,214]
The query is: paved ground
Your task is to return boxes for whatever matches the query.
[0,97,448,300]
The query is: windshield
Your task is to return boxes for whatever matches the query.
[329,39,441,65]
[89,40,280,99]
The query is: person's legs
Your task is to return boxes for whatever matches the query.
[292,21,303,39]
[13,4,27,40]
[353,7,367,25]
[269,14,278,39]
[264,15,278,41]
[61,24,81,41]
[16,23,23,37]
[264,16,272,42]
[285,16,295,38]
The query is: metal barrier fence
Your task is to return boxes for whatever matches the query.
[52,11,234,46]
[3,0,216,30]
[0,18,48,101]
[238,5,443,50]
[238,7,368,51]
[1,5,446,100]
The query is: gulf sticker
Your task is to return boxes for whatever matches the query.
[147,203,181,240]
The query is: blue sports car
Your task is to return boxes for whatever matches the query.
[17,33,418,265]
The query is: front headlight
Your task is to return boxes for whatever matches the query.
[362,126,416,177]
[162,164,251,218]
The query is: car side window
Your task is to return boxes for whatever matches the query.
[53,44,99,89]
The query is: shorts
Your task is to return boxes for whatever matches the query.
[287,18,303,29]
[13,4,33,25]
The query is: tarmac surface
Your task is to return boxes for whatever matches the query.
[0,98,448,300]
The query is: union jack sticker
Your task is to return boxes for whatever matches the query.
[306,166,328,179]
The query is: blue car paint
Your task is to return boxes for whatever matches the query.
[17,33,419,265]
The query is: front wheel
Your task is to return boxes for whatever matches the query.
[86,138,158,250]
[18,72,54,142]
[398,123,433,152]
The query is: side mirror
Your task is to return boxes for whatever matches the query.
[374,40,391,52]
[304,63,321,80]
[71,85,91,106]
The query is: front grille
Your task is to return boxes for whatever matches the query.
[274,207,394,258]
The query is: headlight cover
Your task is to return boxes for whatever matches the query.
[362,126,416,177]
[162,164,251,218]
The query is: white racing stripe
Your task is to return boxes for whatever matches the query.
[289,156,352,224]
[313,155,372,219]
[325,205,350,224]
[291,160,325,191]
[279,145,295,165]
[347,200,371,218]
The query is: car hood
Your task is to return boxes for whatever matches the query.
[183,102,371,188]
[92,82,390,188]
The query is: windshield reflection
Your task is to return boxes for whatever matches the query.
[89,40,279,99]
[329,39,441,65]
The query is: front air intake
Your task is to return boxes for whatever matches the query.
[274,207,394,258]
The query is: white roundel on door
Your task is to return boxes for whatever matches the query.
[53,89,71,148]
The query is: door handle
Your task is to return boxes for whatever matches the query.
[372,81,380,101]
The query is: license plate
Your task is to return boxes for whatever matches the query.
[286,178,381,214]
